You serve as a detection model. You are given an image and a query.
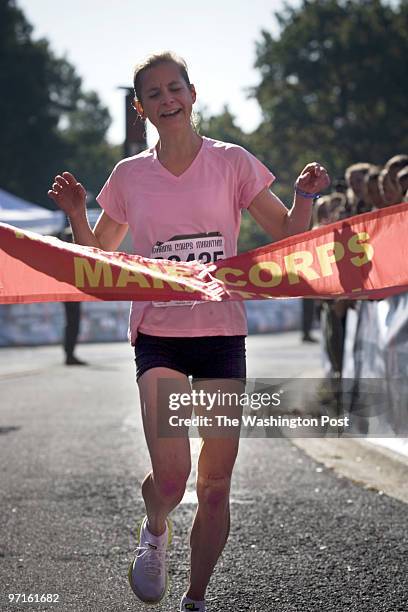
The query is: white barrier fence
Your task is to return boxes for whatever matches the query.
[342,293,408,457]
[0,299,302,347]
[0,302,130,346]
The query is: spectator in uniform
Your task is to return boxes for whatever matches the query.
[397,166,408,200]
[329,191,348,220]
[344,162,371,215]
[379,167,403,206]
[315,195,349,377]
[363,165,385,209]
[384,154,408,183]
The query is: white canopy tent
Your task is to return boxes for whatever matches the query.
[0,187,64,235]
[0,188,132,249]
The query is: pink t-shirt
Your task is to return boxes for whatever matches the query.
[96,136,275,344]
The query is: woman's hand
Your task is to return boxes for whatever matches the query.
[295,163,330,195]
[48,171,87,218]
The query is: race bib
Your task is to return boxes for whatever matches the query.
[150,232,226,307]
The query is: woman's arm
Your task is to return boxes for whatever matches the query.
[248,162,330,241]
[93,210,129,251]
[48,171,128,251]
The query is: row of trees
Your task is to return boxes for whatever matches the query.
[202,0,408,251]
[0,0,120,210]
[2,0,407,250]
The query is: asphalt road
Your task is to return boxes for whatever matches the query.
[0,333,407,612]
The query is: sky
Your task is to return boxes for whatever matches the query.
[17,0,293,146]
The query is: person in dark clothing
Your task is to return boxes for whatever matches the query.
[313,195,348,374]
[320,300,349,376]
[302,298,317,343]
[58,224,88,366]
[63,301,87,365]
[345,162,371,216]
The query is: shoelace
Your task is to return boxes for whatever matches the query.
[134,541,166,577]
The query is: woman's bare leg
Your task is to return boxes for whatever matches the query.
[186,378,243,600]
[138,367,192,535]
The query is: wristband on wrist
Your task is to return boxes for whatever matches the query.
[294,185,320,199]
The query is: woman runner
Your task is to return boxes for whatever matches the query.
[48,51,330,611]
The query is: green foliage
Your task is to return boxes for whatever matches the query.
[251,0,408,185]
[197,105,251,149]
[4,0,405,254]
[60,92,121,204]
[197,106,280,251]
[201,0,408,251]
[238,211,272,253]
[0,0,120,209]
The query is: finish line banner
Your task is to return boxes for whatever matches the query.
[1,202,408,304]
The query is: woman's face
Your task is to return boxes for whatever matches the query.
[136,62,196,133]
[349,171,366,200]
[367,177,385,208]
[380,173,402,206]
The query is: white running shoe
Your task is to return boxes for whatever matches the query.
[128,516,172,604]
[180,592,206,611]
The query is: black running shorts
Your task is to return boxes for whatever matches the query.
[134,332,246,382]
